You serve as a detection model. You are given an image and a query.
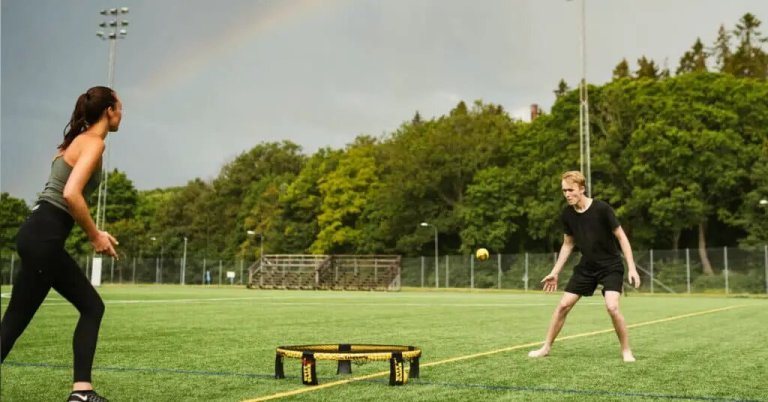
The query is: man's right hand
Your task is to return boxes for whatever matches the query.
[541,273,558,292]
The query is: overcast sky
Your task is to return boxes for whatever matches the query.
[2,0,767,203]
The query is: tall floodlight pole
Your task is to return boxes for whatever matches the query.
[181,236,188,285]
[420,222,438,288]
[94,7,129,232]
[760,199,767,293]
[247,230,265,263]
[578,0,591,196]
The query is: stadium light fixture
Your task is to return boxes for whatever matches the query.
[420,222,439,288]
[760,199,768,206]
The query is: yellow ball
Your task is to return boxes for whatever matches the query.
[476,248,489,261]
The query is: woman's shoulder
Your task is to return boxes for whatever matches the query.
[70,134,105,153]
[63,134,104,164]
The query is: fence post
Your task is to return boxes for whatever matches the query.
[764,244,767,294]
[9,254,15,285]
[420,256,424,288]
[110,257,115,284]
[724,246,729,295]
[470,254,475,289]
[445,255,449,288]
[240,259,244,285]
[525,253,529,292]
[219,260,223,285]
[497,253,502,289]
[650,249,654,294]
[202,258,207,285]
[685,248,690,294]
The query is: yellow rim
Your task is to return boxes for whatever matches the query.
[276,344,422,361]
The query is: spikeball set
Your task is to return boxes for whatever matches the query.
[274,344,422,386]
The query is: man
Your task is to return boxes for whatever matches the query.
[528,171,641,362]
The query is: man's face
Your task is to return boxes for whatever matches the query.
[561,179,585,205]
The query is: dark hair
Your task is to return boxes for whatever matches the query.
[59,86,117,150]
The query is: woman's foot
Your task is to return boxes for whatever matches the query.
[67,390,109,402]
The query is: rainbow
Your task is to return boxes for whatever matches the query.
[140,0,337,92]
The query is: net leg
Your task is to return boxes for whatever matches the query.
[302,352,318,385]
[409,357,420,378]
[337,344,352,375]
[274,354,285,379]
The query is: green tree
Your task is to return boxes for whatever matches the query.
[554,79,571,98]
[275,148,342,254]
[154,179,214,261]
[625,73,754,273]
[612,59,631,80]
[712,24,733,74]
[735,147,768,245]
[459,166,526,252]
[731,13,768,79]
[677,38,708,75]
[103,169,138,222]
[636,56,660,79]
[374,101,517,255]
[208,141,305,258]
[0,193,30,257]
[65,168,138,256]
[311,136,382,254]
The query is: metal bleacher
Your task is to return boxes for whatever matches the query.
[247,254,401,291]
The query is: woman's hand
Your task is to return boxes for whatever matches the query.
[91,230,119,259]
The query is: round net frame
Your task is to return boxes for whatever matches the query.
[274,344,421,386]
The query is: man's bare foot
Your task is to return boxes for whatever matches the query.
[528,346,550,358]
[622,350,636,362]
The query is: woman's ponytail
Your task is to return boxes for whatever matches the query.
[58,86,116,150]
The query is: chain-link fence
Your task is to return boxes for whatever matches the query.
[2,246,767,294]
[401,246,768,294]
[0,255,257,287]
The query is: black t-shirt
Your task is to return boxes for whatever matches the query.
[561,199,622,268]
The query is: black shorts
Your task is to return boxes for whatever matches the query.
[565,262,625,297]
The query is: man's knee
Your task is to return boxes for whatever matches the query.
[556,300,576,315]
[605,302,621,317]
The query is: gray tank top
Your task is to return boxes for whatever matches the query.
[37,157,102,214]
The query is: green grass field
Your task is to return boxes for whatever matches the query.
[1,286,767,401]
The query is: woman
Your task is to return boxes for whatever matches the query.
[1,86,122,402]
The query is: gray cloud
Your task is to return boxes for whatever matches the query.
[3,0,767,203]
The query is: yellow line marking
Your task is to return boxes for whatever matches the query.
[243,305,745,402]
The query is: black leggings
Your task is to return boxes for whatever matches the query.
[0,201,105,382]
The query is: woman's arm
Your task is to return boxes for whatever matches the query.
[63,137,118,258]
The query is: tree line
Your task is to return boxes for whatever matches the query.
[1,13,766,275]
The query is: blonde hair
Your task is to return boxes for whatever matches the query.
[561,171,586,189]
